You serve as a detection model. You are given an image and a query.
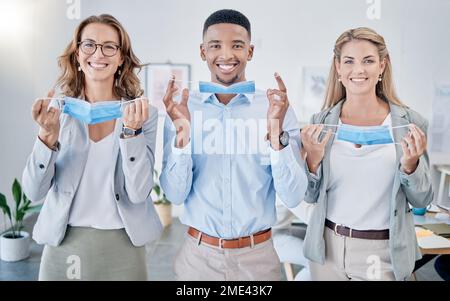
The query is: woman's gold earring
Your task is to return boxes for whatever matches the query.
[378,74,382,81]
[338,75,341,82]
[118,66,121,76]
[77,65,81,72]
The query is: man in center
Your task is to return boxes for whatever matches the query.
[160,9,307,281]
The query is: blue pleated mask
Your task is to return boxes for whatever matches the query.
[62,96,123,124]
[198,80,256,94]
[336,124,394,145]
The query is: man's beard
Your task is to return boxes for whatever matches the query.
[215,74,240,85]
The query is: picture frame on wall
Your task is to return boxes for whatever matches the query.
[143,63,191,114]
[299,66,328,122]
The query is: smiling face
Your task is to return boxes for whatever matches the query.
[335,39,386,97]
[200,23,254,85]
[76,22,123,85]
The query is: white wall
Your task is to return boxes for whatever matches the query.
[1,0,450,231]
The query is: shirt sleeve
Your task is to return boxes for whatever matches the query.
[159,116,193,205]
[270,107,308,208]
[119,107,158,204]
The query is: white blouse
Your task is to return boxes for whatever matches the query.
[68,132,124,229]
[326,114,397,230]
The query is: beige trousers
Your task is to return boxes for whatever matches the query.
[174,234,281,281]
[39,226,147,281]
[309,227,396,281]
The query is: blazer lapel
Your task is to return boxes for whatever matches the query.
[321,100,344,191]
[112,117,123,157]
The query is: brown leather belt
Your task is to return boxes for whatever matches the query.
[187,227,272,249]
[325,219,389,240]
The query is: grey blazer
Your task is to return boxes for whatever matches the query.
[303,99,434,281]
[22,104,163,247]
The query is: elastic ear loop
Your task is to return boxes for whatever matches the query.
[120,97,151,106]
[37,97,65,111]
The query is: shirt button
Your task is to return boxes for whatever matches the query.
[115,194,120,201]
[39,164,45,169]
[130,157,135,162]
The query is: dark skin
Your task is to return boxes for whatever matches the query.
[163,23,290,150]
[200,23,254,105]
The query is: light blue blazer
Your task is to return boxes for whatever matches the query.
[303,99,434,281]
[22,104,163,247]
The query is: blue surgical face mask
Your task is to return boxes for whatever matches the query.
[198,80,256,94]
[318,123,410,145]
[337,124,394,145]
[62,97,123,124]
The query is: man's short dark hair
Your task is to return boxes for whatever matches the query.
[203,9,251,39]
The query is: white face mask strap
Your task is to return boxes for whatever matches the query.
[36,97,65,110]
[169,78,198,84]
[309,124,340,136]
[391,124,412,145]
[391,124,412,129]
[120,98,151,106]
[320,130,338,135]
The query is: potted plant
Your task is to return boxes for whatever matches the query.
[152,170,172,228]
[0,179,41,262]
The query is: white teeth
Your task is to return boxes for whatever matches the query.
[89,62,107,68]
[218,64,235,70]
[351,78,366,82]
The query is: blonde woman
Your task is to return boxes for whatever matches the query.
[22,14,162,280]
[301,27,433,281]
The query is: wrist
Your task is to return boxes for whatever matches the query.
[270,139,283,151]
[38,131,58,149]
[122,123,142,131]
[268,125,282,138]
[175,122,190,148]
[402,161,418,175]
[122,126,142,138]
[175,133,190,148]
[306,157,320,174]
[267,130,289,151]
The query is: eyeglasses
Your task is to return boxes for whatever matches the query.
[78,40,121,57]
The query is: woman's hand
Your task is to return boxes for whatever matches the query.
[32,90,60,149]
[123,97,149,131]
[400,124,427,174]
[301,124,333,174]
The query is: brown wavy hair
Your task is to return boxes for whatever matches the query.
[323,27,406,110]
[56,14,143,100]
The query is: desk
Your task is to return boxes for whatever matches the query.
[415,211,450,255]
[413,210,450,275]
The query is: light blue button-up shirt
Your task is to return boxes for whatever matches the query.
[160,90,307,239]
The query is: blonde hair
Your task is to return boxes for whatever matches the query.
[56,14,143,100]
[322,27,406,110]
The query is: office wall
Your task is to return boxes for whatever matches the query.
[1,0,449,231]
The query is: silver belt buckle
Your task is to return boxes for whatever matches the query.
[334,223,344,237]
